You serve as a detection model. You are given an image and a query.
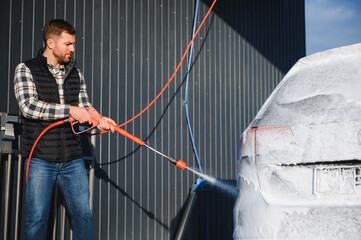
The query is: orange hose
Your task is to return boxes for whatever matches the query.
[92,0,217,136]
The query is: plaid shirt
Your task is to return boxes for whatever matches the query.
[14,63,92,121]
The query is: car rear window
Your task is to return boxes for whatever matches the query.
[252,54,361,127]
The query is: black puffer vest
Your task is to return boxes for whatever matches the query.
[22,49,83,162]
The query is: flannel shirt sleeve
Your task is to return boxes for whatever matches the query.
[77,69,93,109]
[14,63,70,121]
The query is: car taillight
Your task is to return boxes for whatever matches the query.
[255,126,294,155]
[240,126,294,165]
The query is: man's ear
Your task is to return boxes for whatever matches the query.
[46,38,55,50]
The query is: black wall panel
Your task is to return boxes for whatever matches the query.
[0,0,305,239]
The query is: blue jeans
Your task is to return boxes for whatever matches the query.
[23,158,93,240]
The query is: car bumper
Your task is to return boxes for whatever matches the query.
[233,163,361,239]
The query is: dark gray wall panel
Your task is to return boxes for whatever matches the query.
[1,0,305,239]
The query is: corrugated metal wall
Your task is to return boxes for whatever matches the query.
[0,0,305,239]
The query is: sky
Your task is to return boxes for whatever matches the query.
[305,0,361,55]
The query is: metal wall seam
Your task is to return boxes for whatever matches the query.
[221,14,226,180]
[107,0,112,237]
[140,0,150,239]
[151,1,156,239]
[123,0,128,237]
[6,0,13,113]
[146,0,151,230]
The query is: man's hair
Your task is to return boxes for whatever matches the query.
[43,19,75,45]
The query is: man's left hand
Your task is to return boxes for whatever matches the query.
[97,117,116,133]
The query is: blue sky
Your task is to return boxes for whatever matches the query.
[305,0,361,55]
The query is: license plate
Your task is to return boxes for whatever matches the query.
[313,165,361,195]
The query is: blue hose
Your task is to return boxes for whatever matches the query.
[183,2,211,239]
[184,0,203,174]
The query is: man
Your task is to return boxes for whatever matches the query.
[14,19,115,240]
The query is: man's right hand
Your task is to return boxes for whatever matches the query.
[69,106,92,124]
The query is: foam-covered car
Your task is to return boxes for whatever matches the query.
[233,43,361,240]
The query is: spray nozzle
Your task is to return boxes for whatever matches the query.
[175,160,187,170]
[166,156,186,170]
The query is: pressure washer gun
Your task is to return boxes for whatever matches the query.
[69,108,187,169]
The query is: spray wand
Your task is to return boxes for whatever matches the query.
[82,108,187,170]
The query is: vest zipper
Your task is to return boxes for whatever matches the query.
[64,61,76,82]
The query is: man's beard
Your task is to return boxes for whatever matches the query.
[53,51,71,64]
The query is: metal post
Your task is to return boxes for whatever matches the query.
[52,186,59,240]
[89,129,96,212]
[14,153,22,240]
[3,153,12,240]
[60,203,66,240]
[174,191,198,240]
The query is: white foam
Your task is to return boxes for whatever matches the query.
[185,166,237,196]
[184,166,216,184]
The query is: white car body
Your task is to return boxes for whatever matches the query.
[233,43,361,240]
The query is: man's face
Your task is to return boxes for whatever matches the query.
[49,32,75,65]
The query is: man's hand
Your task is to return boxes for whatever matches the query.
[97,117,116,133]
[69,106,92,124]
